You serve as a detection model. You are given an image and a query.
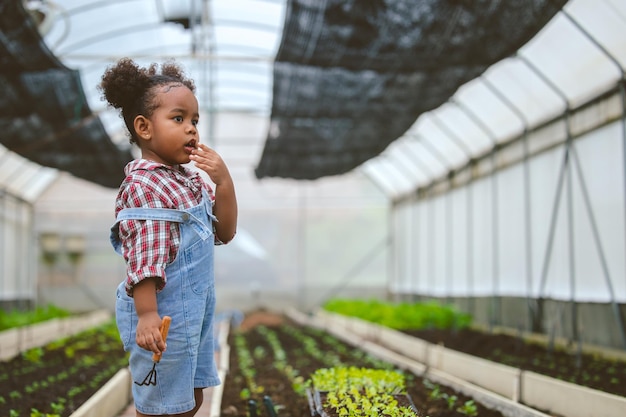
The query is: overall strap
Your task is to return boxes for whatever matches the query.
[114,207,213,240]
[202,188,218,221]
[116,207,188,223]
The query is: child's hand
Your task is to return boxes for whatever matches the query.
[136,311,167,355]
[190,143,232,186]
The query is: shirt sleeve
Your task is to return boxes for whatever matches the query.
[117,179,176,296]
[118,217,171,296]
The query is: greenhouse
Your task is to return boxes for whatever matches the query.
[1,0,625,416]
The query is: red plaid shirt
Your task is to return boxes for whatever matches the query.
[115,159,217,296]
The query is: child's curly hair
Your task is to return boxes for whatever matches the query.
[99,58,196,144]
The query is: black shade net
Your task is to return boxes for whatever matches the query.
[0,0,132,189]
[255,0,568,180]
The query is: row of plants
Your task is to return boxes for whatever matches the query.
[0,304,71,332]
[0,319,128,417]
[321,298,472,330]
[309,367,417,417]
[321,298,626,399]
[222,317,499,417]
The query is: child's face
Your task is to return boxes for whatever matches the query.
[141,83,200,166]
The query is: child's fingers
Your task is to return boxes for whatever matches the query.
[136,317,167,355]
[138,329,164,355]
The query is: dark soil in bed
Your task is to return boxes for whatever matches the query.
[3,311,624,417]
[404,327,626,398]
[0,320,127,417]
[220,311,507,417]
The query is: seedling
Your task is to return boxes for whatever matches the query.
[442,393,457,409]
[457,400,478,416]
[22,348,44,364]
[309,367,417,416]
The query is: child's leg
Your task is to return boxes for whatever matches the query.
[178,389,204,417]
[135,389,203,417]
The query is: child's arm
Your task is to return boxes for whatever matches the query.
[190,144,238,243]
[213,177,237,243]
[133,277,167,355]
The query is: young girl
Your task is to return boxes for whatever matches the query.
[100,58,237,416]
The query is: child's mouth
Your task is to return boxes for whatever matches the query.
[185,140,197,152]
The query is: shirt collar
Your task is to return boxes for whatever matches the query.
[124,159,198,180]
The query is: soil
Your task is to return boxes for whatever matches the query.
[220,310,626,417]
[221,310,507,417]
[0,322,128,417]
[403,327,626,398]
[3,310,625,417]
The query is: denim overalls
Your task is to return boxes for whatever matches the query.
[111,190,220,415]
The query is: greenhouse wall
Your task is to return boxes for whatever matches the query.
[0,193,36,310]
[389,103,626,349]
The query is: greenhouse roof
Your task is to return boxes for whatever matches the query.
[0,0,623,196]
[0,146,58,204]
[362,0,626,199]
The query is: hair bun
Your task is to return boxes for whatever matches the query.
[99,58,151,110]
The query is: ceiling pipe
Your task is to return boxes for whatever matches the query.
[427,111,474,159]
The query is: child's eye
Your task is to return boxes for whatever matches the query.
[174,116,183,122]
[192,119,199,126]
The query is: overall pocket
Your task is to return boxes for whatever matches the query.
[115,285,135,349]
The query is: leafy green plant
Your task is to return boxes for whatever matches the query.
[322,298,472,330]
[49,400,65,415]
[256,326,307,395]
[442,393,458,409]
[22,348,44,364]
[457,400,478,416]
[309,367,417,416]
[311,367,406,394]
[232,333,264,396]
[239,388,251,400]
[423,379,443,401]
[1,319,128,416]
[0,305,70,331]
[30,408,61,417]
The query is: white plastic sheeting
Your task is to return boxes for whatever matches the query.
[43,0,285,119]
[0,146,59,204]
[390,121,626,299]
[379,0,626,347]
[363,0,626,198]
[0,145,58,302]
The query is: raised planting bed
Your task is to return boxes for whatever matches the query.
[319,299,626,398]
[220,309,548,417]
[313,309,626,417]
[403,326,626,398]
[0,310,112,361]
[0,318,128,417]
